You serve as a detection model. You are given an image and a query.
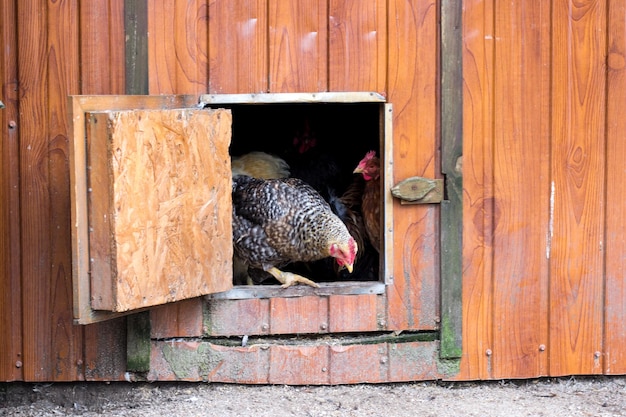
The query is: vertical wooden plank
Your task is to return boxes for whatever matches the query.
[457,0,495,380]
[549,0,606,376]
[19,0,83,381]
[604,0,626,375]
[0,0,23,381]
[268,0,328,92]
[439,0,463,360]
[385,0,439,331]
[80,0,128,381]
[148,0,209,94]
[328,0,386,93]
[490,0,551,378]
[81,1,126,95]
[208,0,268,93]
[18,0,52,381]
[47,0,82,381]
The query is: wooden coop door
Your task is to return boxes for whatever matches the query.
[69,95,233,324]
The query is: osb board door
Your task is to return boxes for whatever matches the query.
[69,96,233,324]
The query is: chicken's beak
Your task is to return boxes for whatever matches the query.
[353,167,363,174]
[346,263,353,273]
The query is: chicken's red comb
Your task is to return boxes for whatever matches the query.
[364,150,377,161]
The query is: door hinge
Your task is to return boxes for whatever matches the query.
[391,176,443,204]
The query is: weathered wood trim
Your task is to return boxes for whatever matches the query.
[207,281,385,300]
[382,103,394,286]
[124,0,148,95]
[439,0,463,360]
[199,91,386,105]
[147,336,444,383]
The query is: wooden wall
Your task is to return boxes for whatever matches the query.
[2,0,625,382]
[0,0,128,381]
[0,0,439,382]
[461,0,626,379]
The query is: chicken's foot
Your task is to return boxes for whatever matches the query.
[266,267,320,288]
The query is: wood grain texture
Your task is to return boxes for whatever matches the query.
[385,0,439,331]
[269,345,330,384]
[94,109,233,312]
[0,0,22,381]
[604,0,626,375]
[150,298,205,338]
[269,296,329,334]
[328,294,379,333]
[18,0,83,381]
[459,0,615,380]
[205,298,271,336]
[83,317,127,380]
[86,112,116,309]
[148,0,209,94]
[48,0,83,377]
[490,1,551,379]
[458,0,495,380]
[328,0,386,93]
[208,0,268,93]
[549,0,606,376]
[268,0,328,92]
[80,1,125,95]
[328,344,386,383]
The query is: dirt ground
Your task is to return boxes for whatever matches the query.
[1,376,625,417]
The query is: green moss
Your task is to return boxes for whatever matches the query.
[161,343,224,380]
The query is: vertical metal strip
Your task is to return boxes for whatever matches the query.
[439,0,463,360]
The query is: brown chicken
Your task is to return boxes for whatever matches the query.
[232,175,358,288]
[353,151,381,253]
[231,151,290,179]
[326,177,368,275]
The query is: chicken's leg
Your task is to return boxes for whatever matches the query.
[266,267,320,288]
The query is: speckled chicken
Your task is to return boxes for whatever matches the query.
[354,151,381,253]
[230,151,291,285]
[232,175,358,288]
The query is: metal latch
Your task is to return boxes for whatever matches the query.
[391,176,443,204]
